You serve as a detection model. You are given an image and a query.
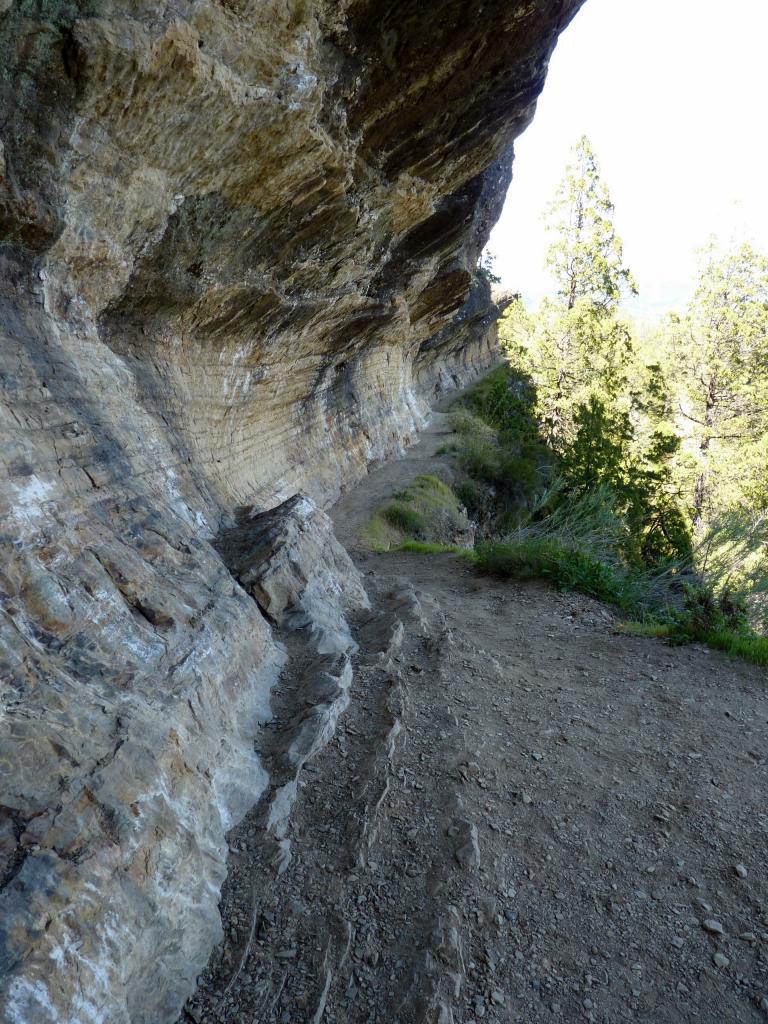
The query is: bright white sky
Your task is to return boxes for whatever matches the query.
[488,0,768,318]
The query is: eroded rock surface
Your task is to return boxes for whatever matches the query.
[0,2,582,1021]
[218,494,369,654]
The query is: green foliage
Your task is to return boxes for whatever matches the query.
[456,364,538,433]
[695,509,768,633]
[502,298,636,440]
[450,365,549,513]
[365,474,472,551]
[454,480,483,510]
[562,395,633,494]
[412,474,455,500]
[619,621,676,639]
[678,585,749,635]
[498,140,693,572]
[560,395,693,566]
[398,541,465,555]
[402,147,768,666]
[383,503,426,535]
[545,136,637,312]
[617,619,768,666]
[476,250,501,285]
[469,485,684,615]
[448,407,496,441]
[474,538,631,607]
[687,630,768,666]
[662,241,768,527]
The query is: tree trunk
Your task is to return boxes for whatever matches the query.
[692,375,718,530]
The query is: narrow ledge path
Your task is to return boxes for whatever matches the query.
[182,406,768,1024]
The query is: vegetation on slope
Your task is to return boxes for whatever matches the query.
[363,474,473,551]
[370,136,768,668]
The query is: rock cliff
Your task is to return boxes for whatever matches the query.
[0,2,582,1021]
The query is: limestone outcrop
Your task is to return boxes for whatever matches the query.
[0,2,583,1021]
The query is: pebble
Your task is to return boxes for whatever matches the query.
[713,952,730,968]
[740,931,756,942]
[702,919,724,935]
[671,936,685,949]
[734,863,748,879]
[491,991,505,1006]
[760,996,768,1013]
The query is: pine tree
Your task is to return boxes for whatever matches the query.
[499,137,692,567]
[501,138,639,441]
[545,136,637,312]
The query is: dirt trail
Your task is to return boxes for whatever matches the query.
[182,410,768,1024]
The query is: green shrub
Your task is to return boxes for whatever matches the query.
[448,368,549,514]
[448,408,496,441]
[619,618,768,667]
[454,480,481,510]
[496,450,540,497]
[454,365,538,433]
[383,503,427,536]
[680,585,750,635]
[455,436,501,483]
[473,538,633,609]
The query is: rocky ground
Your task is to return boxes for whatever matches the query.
[180,414,768,1024]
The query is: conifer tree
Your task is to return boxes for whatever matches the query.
[500,137,692,566]
[545,136,637,312]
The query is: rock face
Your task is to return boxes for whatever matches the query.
[0,2,582,1021]
[218,494,369,654]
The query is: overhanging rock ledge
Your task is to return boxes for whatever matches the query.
[0,2,583,1021]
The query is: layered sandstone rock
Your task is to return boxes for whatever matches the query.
[0,2,582,1021]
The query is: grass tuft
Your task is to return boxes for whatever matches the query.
[473,537,637,609]
[398,541,465,555]
[382,504,427,535]
[692,630,768,666]
[617,620,768,666]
